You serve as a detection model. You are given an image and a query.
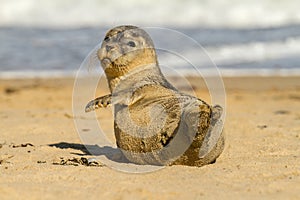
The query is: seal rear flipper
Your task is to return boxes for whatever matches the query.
[198,105,224,158]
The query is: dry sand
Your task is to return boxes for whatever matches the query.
[0,76,299,199]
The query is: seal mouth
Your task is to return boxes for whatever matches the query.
[101,58,112,66]
[102,57,129,68]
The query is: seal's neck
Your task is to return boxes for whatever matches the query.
[105,49,159,92]
[107,62,161,92]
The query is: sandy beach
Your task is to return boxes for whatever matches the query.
[0,76,299,199]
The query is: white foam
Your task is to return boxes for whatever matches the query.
[1,68,299,80]
[0,70,76,79]
[218,68,300,77]
[157,37,300,69]
[1,35,300,79]
[200,37,300,67]
[163,68,300,77]
[1,0,300,28]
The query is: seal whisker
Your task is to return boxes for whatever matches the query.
[87,51,101,73]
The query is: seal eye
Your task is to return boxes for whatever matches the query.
[104,36,110,42]
[127,41,136,47]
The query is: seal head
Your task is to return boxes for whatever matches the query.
[98,25,157,83]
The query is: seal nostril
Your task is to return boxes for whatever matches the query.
[106,45,113,52]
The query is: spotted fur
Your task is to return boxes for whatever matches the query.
[86,25,225,166]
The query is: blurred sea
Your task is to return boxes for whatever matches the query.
[0,0,300,78]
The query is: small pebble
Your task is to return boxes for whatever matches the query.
[274,110,290,115]
[257,125,268,129]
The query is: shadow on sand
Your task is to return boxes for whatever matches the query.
[48,142,129,163]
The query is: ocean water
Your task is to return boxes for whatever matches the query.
[0,0,300,78]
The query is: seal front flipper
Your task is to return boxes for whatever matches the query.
[85,94,112,112]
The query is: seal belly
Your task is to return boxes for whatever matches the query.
[114,86,182,165]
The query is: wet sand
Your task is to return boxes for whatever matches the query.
[0,76,299,199]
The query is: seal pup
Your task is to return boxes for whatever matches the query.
[85,25,225,167]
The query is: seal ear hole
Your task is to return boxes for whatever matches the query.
[127,41,136,47]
